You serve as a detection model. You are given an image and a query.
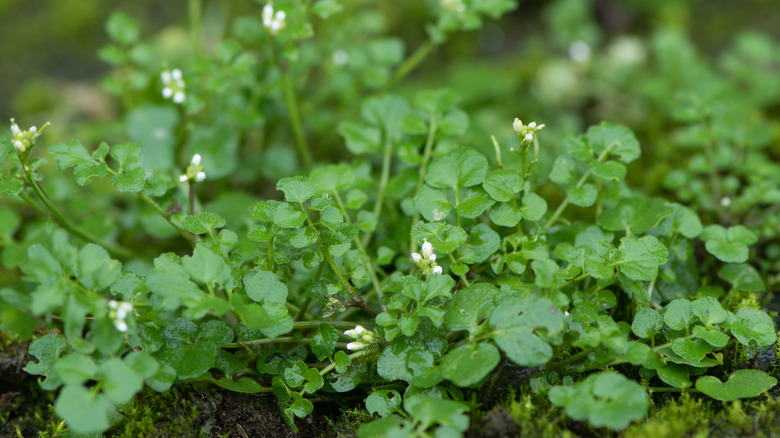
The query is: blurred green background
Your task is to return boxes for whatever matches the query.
[3,0,779,125]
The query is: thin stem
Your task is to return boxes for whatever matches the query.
[544,143,615,229]
[545,347,597,372]
[319,349,371,376]
[388,39,435,88]
[270,40,314,171]
[188,182,196,215]
[491,135,503,168]
[410,115,439,252]
[188,0,203,56]
[362,136,393,248]
[21,169,135,259]
[649,387,697,393]
[447,253,470,287]
[224,337,348,349]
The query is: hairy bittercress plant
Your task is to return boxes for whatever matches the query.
[1,1,777,436]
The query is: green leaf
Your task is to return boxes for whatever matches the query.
[566,183,597,207]
[488,202,523,227]
[692,325,730,348]
[55,385,113,434]
[110,142,146,192]
[459,223,500,264]
[730,307,776,347]
[53,354,96,386]
[696,370,777,402]
[671,338,714,363]
[657,203,702,238]
[338,121,381,154]
[172,212,226,235]
[310,0,342,18]
[598,198,674,235]
[443,283,498,333]
[126,104,179,170]
[657,363,692,389]
[231,295,293,338]
[591,161,627,181]
[404,395,470,433]
[243,271,288,304]
[277,176,314,203]
[586,122,641,164]
[124,352,160,379]
[456,187,495,219]
[411,222,467,254]
[663,299,694,331]
[700,225,757,263]
[690,296,727,326]
[357,416,404,438]
[49,140,107,186]
[483,169,523,202]
[549,155,577,185]
[212,376,268,393]
[549,372,648,430]
[76,243,121,290]
[182,245,234,290]
[310,163,354,193]
[520,193,547,221]
[617,236,668,281]
[96,358,144,404]
[489,295,565,366]
[105,10,139,45]
[377,337,436,384]
[426,147,488,190]
[311,323,339,361]
[366,390,402,417]
[631,307,664,339]
[721,263,765,292]
[440,342,500,387]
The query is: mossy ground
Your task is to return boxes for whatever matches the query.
[3,332,780,437]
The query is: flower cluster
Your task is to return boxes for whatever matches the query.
[344,325,376,351]
[179,154,206,183]
[512,118,546,146]
[108,300,133,333]
[161,68,186,104]
[262,2,287,35]
[441,0,466,13]
[9,118,47,154]
[412,240,443,275]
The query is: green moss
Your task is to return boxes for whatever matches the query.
[108,386,209,438]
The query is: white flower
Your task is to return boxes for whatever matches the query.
[421,241,434,259]
[115,320,128,333]
[9,118,48,153]
[569,40,591,63]
[721,197,731,207]
[432,266,443,275]
[411,252,422,263]
[513,118,523,133]
[528,122,536,129]
[180,153,206,183]
[346,342,365,351]
[524,134,534,142]
[432,208,445,221]
[161,66,186,104]
[262,2,287,35]
[332,50,349,66]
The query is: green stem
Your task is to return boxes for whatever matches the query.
[319,349,371,376]
[410,115,439,252]
[388,39,435,88]
[270,40,313,171]
[649,387,697,393]
[291,321,358,330]
[362,136,393,248]
[545,347,597,372]
[22,170,135,260]
[188,0,203,56]
[447,253,470,287]
[544,143,615,229]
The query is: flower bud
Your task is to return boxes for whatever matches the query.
[513,118,523,133]
[411,252,422,263]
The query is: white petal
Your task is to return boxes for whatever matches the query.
[192,153,202,166]
[11,124,21,136]
[346,342,364,351]
[422,241,434,259]
[115,320,128,333]
[528,122,536,129]
[173,92,186,104]
[196,171,206,182]
[108,300,118,309]
[172,69,182,81]
[13,140,24,150]
[354,325,366,335]
[411,253,422,263]
[432,266,443,275]
[524,134,533,142]
[161,71,171,83]
[180,175,189,182]
[275,10,286,21]
[263,4,274,24]
[513,118,523,132]
[162,87,173,98]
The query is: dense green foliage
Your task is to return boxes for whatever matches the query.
[2,0,780,436]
